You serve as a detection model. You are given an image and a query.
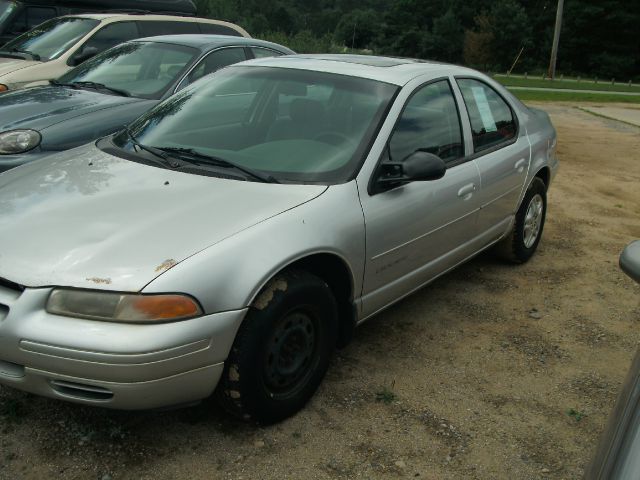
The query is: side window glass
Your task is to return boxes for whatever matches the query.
[138,21,198,37]
[457,78,516,153]
[26,7,56,29]
[389,80,463,164]
[8,10,27,34]
[198,23,242,36]
[177,47,246,90]
[251,47,283,59]
[82,22,139,54]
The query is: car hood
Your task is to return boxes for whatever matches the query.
[0,86,148,131]
[0,145,327,291]
[0,57,39,77]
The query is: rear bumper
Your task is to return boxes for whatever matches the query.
[0,286,247,409]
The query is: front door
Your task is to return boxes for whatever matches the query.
[358,79,481,318]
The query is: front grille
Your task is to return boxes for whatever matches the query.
[0,277,24,293]
[0,277,24,320]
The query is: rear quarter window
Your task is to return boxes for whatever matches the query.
[198,22,242,36]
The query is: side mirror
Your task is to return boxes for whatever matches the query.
[375,151,446,192]
[69,46,99,66]
[620,240,640,284]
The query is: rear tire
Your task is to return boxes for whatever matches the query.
[496,177,547,263]
[215,269,338,424]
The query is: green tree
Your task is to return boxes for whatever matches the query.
[422,8,464,62]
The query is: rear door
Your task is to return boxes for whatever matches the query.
[455,78,530,237]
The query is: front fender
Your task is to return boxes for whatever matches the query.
[142,181,366,314]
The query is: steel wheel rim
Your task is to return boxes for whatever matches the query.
[523,193,544,248]
[264,310,317,395]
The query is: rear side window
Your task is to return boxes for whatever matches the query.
[82,21,139,54]
[457,78,517,153]
[198,22,242,36]
[251,47,284,59]
[137,21,199,37]
[389,80,463,164]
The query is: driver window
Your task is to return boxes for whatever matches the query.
[389,80,463,165]
[81,22,139,55]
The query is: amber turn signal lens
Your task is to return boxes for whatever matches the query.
[0,84,7,92]
[130,295,201,320]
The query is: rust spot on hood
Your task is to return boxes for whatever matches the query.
[155,259,178,273]
[86,277,112,285]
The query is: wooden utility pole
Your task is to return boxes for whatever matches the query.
[548,0,564,79]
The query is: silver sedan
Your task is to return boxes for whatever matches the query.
[0,55,558,423]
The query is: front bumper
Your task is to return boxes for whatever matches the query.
[0,284,246,409]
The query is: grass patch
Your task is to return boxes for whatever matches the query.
[375,386,396,404]
[495,75,640,93]
[510,89,640,104]
[567,408,586,422]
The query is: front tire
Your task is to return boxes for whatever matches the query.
[497,177,547,263]
[215,269,338,424]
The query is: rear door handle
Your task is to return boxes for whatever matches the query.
[457,183,476,200]
[515,158,527,172]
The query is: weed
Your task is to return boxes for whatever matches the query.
[567,408,586,422]
[375,385,396,404]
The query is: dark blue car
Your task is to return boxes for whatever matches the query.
[0,34,293,172]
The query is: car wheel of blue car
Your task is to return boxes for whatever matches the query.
[215,269,338,424]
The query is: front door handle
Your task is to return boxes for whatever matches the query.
[515,158,527,172]
[457,183,476,200]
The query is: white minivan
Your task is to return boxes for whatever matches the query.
[0,13,249,92]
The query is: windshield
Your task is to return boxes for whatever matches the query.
[113,66,398,183]
[2,17,98,61]
[57,41,199,99]
[0,1,17,32]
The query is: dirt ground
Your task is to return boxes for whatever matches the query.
[1,103,639,480]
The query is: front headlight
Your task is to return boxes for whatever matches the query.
[46,289,203,323]
[0,129,41,154]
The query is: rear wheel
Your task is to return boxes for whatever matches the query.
[215,269,338,424]
[497,177,547,263]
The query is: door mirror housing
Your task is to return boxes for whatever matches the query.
[69,46,99,66]
[374,151,446,193]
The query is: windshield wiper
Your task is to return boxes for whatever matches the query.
[0,50,28,60]
[156,146,280,184]
[124,128,181,169]
[9,48,40,61]
[52,80,130,97]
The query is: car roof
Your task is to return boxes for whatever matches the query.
[133,34,293,53]
[236,54,480,86]
[60,13,250,36]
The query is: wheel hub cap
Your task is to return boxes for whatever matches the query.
[265,311,316,392]
[523,194,544,248]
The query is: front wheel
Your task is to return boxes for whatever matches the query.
[215,269,338,424]
[497,177,547,263]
